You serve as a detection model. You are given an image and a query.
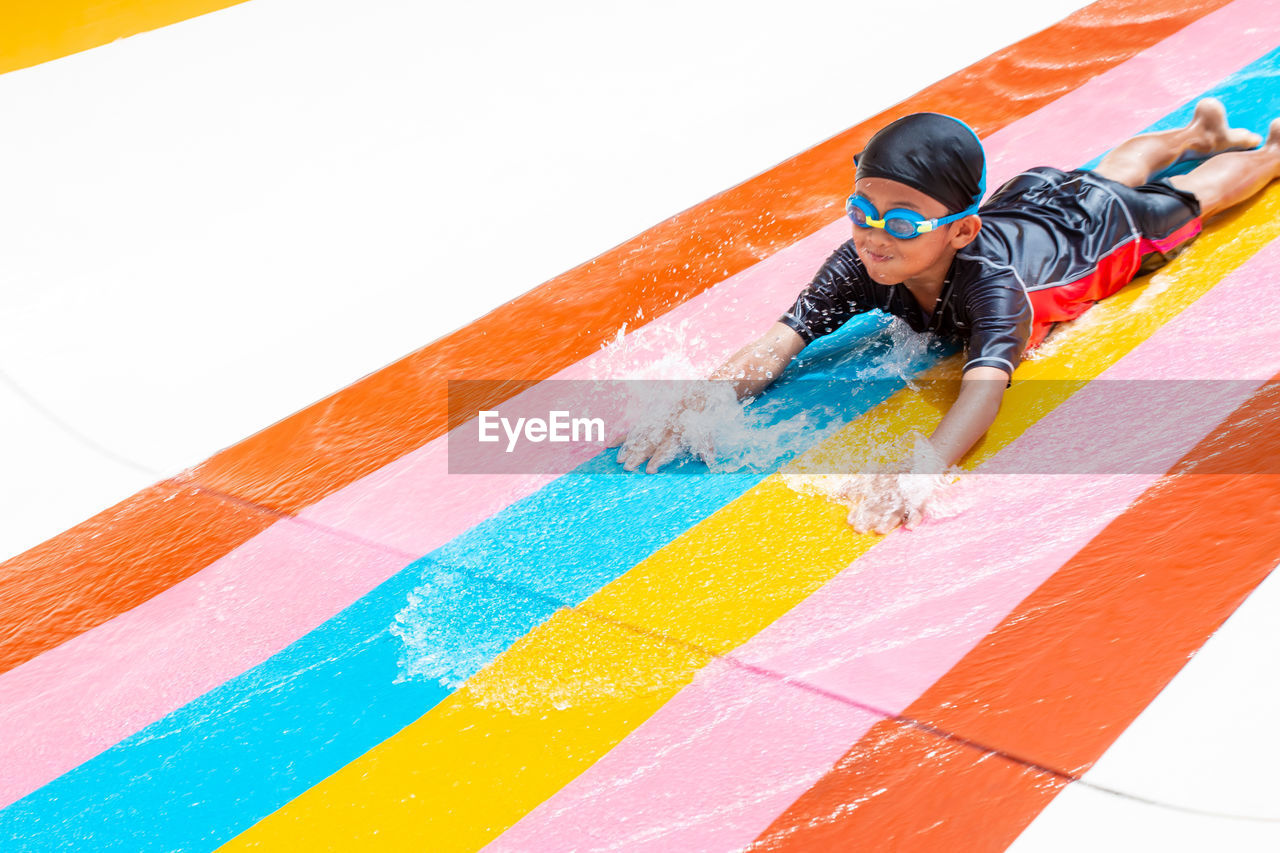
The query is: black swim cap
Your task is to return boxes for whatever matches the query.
[855,113,986,215]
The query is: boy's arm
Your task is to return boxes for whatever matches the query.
[709,321,808,397]
[618,240,867,473]
[922,272,1030,468]
[616,322,806,473]
[926,365,1009,468]
[846,364,1009,535]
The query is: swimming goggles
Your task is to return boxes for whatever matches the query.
[845,194,979,239]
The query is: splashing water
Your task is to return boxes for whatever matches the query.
[395,315,951,697]
[617,379,827,474]
[390,564,559,690]
[781,429,974,527]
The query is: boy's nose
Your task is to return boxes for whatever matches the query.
[863,232,894,254]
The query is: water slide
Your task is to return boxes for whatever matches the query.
[2,0,1279,849]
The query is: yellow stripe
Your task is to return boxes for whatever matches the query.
[222,189,1280,852]
[1,0,249,76]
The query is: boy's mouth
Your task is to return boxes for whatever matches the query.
[861,247,893,264]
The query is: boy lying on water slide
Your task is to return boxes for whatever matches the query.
[616,100,1280,532]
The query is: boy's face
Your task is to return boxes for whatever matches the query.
[850,176,980,287]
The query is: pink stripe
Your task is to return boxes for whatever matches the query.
[489,235,1280,853]
[0,519,408,808]
[3,0,1276,810]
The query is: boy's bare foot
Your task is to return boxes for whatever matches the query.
[1169,113,1280,218]
[1186,97,1264,158]
[1260,117,1280,180]
[1266,116,1280,153]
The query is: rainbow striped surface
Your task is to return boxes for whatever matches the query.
[3,0,1280,850]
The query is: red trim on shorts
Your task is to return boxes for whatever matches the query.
[1025,216,1202,350]
[1140,216,1203,254]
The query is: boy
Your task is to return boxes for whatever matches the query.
[618,100,1280,532]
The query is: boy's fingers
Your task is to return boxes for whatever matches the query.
[883,511,908,535]
[845,481,926,534]
[872,495,911,535]
[699,439,716,466]
[646,434,682,474]
[848,504,876,534]
[619,431,661,470]
[619,442,647,470]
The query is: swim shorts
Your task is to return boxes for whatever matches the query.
[983,166,1203,347]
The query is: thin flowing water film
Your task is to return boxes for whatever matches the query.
[389,562,559,690]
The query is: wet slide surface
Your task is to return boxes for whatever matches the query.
[3,0,1279,850]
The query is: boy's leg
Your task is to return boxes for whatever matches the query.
[1170,119,1280,218]
[1093,98,1262,187]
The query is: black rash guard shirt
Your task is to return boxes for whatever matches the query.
[778,237,1032,377]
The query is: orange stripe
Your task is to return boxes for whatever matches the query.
[0,483,277,675]
[753,379,1280,851]
[0,0,1234,676]
[1,1,251,77]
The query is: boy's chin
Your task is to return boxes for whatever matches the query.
[864,265,902,286]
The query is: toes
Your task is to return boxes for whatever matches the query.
[1228,128,1264,150]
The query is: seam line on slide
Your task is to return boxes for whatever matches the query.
[58,455,1280,825]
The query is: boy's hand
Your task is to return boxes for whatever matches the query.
[611,411,689,474]
[610,322,805,474]
[843,472,926,534]
[610,387,718,474]
[838,434,950,534]
[840,365,1005,531]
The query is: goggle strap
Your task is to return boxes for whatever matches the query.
[845,193,979,237]
[932,202,981,227]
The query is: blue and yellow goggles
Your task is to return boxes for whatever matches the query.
[845,194,978,239]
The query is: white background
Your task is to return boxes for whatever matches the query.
[3,1,1280,848]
